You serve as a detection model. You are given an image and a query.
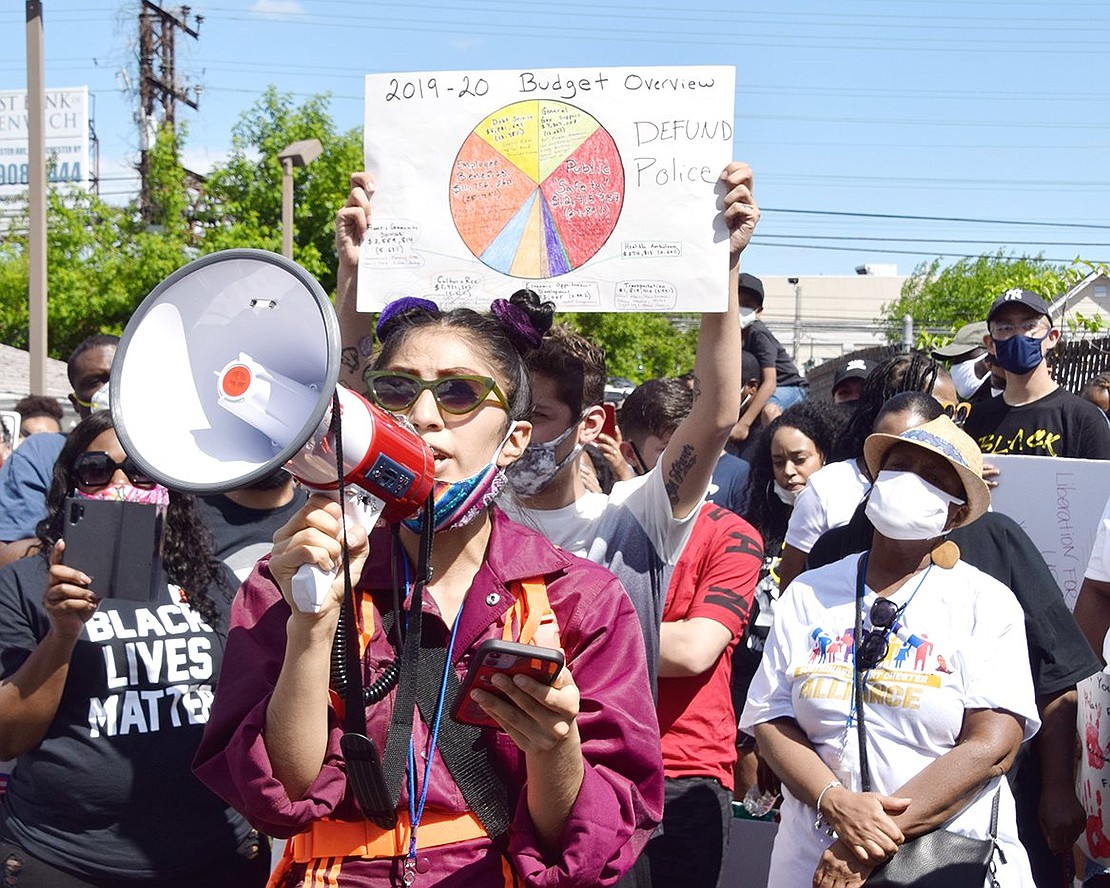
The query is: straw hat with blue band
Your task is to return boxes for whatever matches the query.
[863,414,991,526]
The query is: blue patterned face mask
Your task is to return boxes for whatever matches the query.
[402,425,516,533]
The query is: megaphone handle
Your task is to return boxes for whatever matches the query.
[290,491,386,613]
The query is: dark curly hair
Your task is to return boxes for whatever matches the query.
[744,400,844,547]
[830,351,940,462]
[35,412,229,628]
[15,395,64,423]
[370,289,554,423]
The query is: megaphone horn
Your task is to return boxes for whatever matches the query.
[111,249,436,607]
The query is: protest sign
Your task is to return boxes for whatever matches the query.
[1078,671,1110,867]
[358,65,735,312]
[987,455,1110,609]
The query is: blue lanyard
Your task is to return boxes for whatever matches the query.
[405,575,464,869]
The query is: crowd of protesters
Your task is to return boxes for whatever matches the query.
[0,160,1109,888]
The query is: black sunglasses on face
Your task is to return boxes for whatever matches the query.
[73,451,155,489]
[856,597,902,670]
[363,371,508,415]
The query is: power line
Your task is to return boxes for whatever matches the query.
[756,233,1110,248]
[762,207,1110,230]
[185,10,1110,54]
[751,240,1105,264]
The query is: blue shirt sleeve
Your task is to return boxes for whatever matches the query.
[0,433,65,540]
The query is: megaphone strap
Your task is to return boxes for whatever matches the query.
[369,488,435,828]
[327,388,425,829]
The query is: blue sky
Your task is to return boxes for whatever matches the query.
[4,0,1109,278]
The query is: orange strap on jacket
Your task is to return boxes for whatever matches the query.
[502,578,561,650]
[302,575,561,875]
[289,810,487,863]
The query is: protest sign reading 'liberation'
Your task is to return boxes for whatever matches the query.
[988,455,1110,609]
[357,66,735,313]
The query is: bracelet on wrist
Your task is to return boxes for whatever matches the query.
[813,780,842,833]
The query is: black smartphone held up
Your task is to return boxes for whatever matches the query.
[62,497,164,602]
[452,638,565,729]
[600,402,618,440]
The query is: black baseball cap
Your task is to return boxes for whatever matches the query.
[738,273,764,307]
[986,289,1053,326]
[832,358,875,393]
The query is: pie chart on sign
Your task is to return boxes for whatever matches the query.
[448,100,624,279]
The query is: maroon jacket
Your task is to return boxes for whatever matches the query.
[193,507,663,887]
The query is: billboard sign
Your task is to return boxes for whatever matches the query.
[0,86,90,199]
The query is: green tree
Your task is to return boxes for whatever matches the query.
[0,90,359,359]
[879,251,1071,350]
[0,128,191,359]
[561,312,699,383]
[196,86,361,292]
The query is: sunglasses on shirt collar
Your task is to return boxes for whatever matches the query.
[856,597,903,670]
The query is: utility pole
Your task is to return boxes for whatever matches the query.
[789,277,802,362]
[26,0,47,396]
[137,1,200,222]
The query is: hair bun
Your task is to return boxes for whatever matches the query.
[491,289,554,354]
[375,297,440,343]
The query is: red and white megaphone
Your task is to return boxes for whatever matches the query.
[110,249,435,611]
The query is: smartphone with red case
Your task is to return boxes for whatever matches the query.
[600,402,618,439]
[452,638,564,729]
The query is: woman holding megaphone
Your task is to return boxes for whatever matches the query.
[194,291,664,886]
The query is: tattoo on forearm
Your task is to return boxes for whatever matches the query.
[341,347,360,375]
[664,444,697,507]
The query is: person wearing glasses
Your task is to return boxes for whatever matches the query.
[0,411,268,886]
[963,289,1110,459]
[194,290,664,887]
[0,335,118,570]
[740,414,1040,887]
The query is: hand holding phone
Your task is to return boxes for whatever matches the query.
[600,402,618,440]
[452,638,564,729]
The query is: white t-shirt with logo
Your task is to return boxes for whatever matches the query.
[740,554,1039,888]
[784,459,872,553]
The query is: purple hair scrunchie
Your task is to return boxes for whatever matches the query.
[490,298,543,349]
[375,296,439,341]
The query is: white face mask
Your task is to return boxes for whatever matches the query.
[864,470,964,541]
[772,480,797,505]
[949,357,989,401]
[739,307,758,330]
